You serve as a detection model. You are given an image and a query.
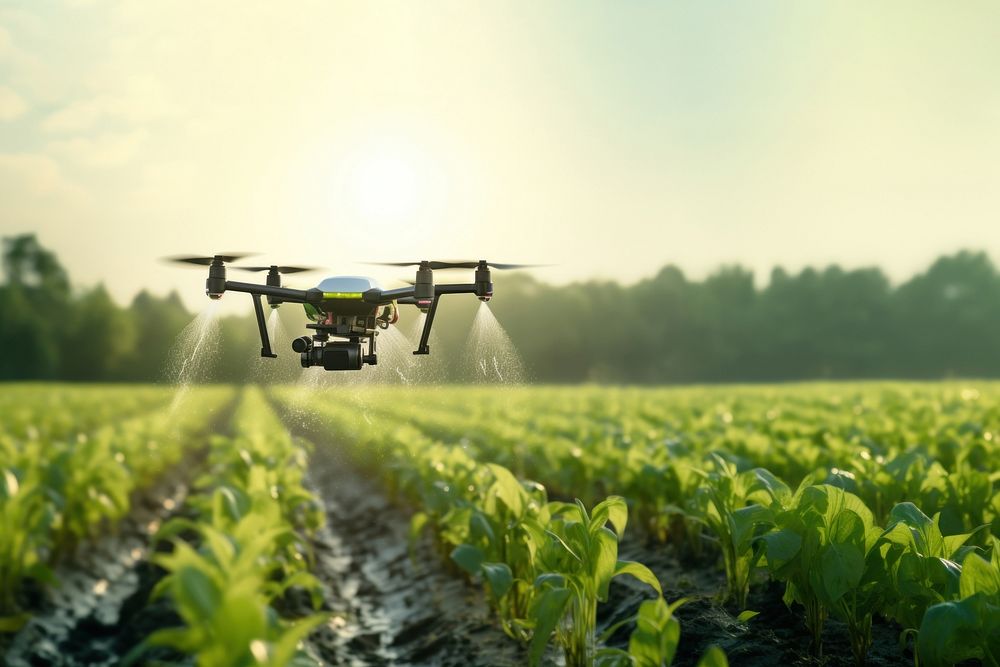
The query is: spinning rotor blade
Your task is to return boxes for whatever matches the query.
[369,260,545,270]
[235,265,319,274]
[165,253,256,266]
[481,262,547,270]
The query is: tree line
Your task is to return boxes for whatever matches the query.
[3,233,999,384]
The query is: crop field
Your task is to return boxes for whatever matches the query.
[2,382,1000,667]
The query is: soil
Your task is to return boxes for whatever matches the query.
[4,391,918,667]
[596,538,913,666]
[2,457,200,667]
[1,396,238,667]
[277,409,528,667]
[279,404,914,667]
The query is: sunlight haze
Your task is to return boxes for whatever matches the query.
[1,1,998,310]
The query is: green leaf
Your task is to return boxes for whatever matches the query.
[272,613,329,666]
[959,553,1000,599]
[916,596,986,667]
[760,528,801,570]
[751,468,791,505]
[450,544,485,576]
[146,625,205,653]
[735,610,759,623]
[594,527,620,601]
[888,502,943,556]
[594,647,633,667]
[730,504,771,551]
[175,565,220,621]
[696,646,730,667]
[614,560,662,596]
[481,561,514,599]
[487,463,524,516]
[528,586,571,667]
[592,495,629,537]
[0,613,31,633]
[628,597,686,667]
[819,542,864,603]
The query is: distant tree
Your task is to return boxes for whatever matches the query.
[61,285,137,380]
[0,234,70,378]
[892,251,1000,378]
[0,285,60,379]
[123,290,192,381]
[3,233,1000,384]
[2,234,69,293]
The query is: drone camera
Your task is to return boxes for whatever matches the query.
[301,341,364,371]
[291,336,312,353]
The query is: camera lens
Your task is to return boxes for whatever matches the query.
[291,336,312,353]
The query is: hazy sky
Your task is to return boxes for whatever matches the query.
[1,1,998,310]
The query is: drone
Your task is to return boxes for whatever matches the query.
[166,254,531,371]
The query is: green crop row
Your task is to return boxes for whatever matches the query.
[272,388,729,667]
[0,383,177,441]
[128,387,326,667]
[0,386,232,632]
[280,384,1000,666]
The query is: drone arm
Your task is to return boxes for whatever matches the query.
[251,293,277,358]
[224,280,321,304]
[434,283,484,296]
[367,286,416,303]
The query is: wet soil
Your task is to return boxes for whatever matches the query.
[4,388,916,667]
[596,538,912,666]
[278,416,528,667]
[2,457,199,667]
[1,397,238,667]
[279,396,914,667]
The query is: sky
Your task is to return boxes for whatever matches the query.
[0,1,998,310]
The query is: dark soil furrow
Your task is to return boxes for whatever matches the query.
[2,394,237,667]
[276,409,527,667]
[3,458,199,667]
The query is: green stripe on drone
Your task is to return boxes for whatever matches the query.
[322,292,363,300]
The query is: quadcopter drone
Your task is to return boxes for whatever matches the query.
[167,254,530,371]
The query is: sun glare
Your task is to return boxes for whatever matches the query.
[352,151,419,220]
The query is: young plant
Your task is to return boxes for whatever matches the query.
[450,463,549,640]
[878,502,982,631]
[625,596,687,667]
[527,496,662,667]
[915,553,1000,667]
[599,597,731,667]
[758,484,883,663]
[139,514,325,667]
[690,455,790,608]
[0,466,54,630]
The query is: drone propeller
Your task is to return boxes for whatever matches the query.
[369,260,544,270]
[235,265,319,274]
[165,253,256,266]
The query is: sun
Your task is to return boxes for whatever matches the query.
[351,150,420,220]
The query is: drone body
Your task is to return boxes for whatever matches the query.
[168,255,518,371]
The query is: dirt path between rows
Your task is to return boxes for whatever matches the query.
[278,402,913,667]
[275,404,527,667]
[3,455,201,667]
[2,396,238,667]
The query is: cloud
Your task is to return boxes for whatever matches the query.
[0,153,86,200]
[40,77,177,133]
[0,86,27,121]
[48,129,148,167]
